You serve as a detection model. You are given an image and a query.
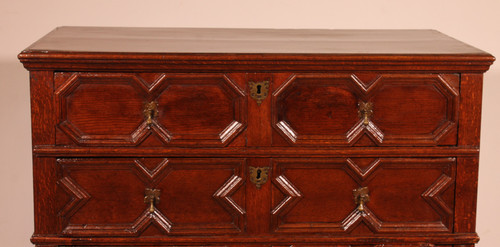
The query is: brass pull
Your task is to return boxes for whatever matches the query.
[144,188,160,213]
[249,166,270,189]
[358,101,373,126]
[144,101,159,127]
[249,81,269,105]
[353,187,370,212]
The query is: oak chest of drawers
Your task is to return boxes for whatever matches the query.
[19,27,494,247]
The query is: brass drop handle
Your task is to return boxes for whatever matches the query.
[358,101,373,126]
[353,187,370,212]
[144,101,159,127]
[144,188,160,213]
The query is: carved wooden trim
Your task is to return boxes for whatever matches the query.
[272,73,458,146]
[213,175,246,216]
[271,158,455,233]
[57,158,246,236]
[55,73,247,147]
[55,73,152,146]
[33,146,480,157]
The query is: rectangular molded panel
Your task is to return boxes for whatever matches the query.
[271,157,455,234]
[54,72,247,147]
[57,158,246,236]
[272,73,459,147]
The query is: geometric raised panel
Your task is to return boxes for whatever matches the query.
[272,73,458,146]
[55,73,246,147]
[271,158,455,233]
[273,74,364,146]
[57,158,150,236]
[57,158,246,236]
[369,74,458,146]
[153,74,247,146]
[55,73,151,146]
[57,176,91,223]
[155,158,246,234]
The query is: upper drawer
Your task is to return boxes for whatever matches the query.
[54,72,247,147]
[272,73,459,146]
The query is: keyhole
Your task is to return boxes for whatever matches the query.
[256,169,262,180]
[256,85,262,94]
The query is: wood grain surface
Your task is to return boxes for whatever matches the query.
[20,27,493,247]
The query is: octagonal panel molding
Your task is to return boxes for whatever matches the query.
[272,74,365,146]
[55,73,246,147]
[55,73,154,146]
[151,74,247,146]
[367,74,459,146]
[57,158,247,236]
[270,158,455,234]
[272,73,459,146]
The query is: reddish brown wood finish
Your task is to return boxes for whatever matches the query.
[271,158,455,234]
[20,27,494,247]
[272,73,458,146]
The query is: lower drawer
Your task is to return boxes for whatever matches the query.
[52,157,455,238]
[56,157,246,236]
[271,157,455,234]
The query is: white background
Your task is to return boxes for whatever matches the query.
[1,0,499,246]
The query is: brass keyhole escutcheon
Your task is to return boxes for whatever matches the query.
[358,101,373,126]
[144,101,159,128]
[144,188,160,213]
[249,166,270,189]
[353,187,370,212]
[249,81,269,105]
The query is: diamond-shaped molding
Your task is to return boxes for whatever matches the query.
[341,207,382,233]
[133,159,171,186]
[56,73,246,147]
[58,176,91,219]
[273,73,458,146]
[58,158,171,236]
[271,175,303,217]
[271,158,454,234]
[58,158,246,236]
[130,207,173,234]
[342,159,454,233]
[55,73,153,146]
[345,158,381,183]
[422,174,453,216]
[213,175,246,216]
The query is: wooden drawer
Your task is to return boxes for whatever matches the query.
[272,73,459,146]
[56,158,246,236]
[54,156,456,237]
[271,157,455,234]
[54,72,247,147]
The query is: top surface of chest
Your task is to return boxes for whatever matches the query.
[19,27,494,73]
[21,27,489,54]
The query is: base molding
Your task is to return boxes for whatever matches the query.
[31,233,479,246]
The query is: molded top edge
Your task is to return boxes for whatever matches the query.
[21,26,494,56]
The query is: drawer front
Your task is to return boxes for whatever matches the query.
[56,158,246,236]
[272,73,458,146]
[271,157,455,234]
[54,73,246,147]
